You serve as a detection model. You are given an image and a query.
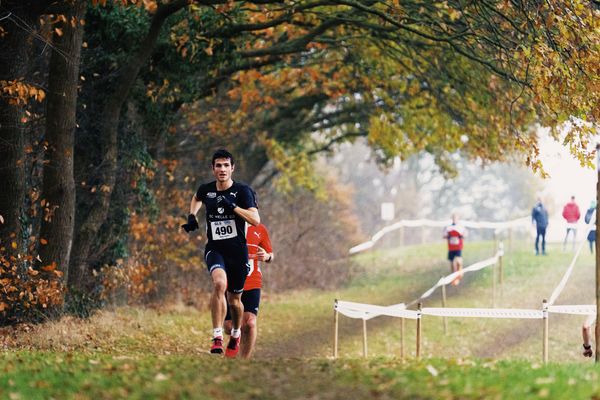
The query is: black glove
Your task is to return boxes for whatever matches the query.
[219,195,237,211]
[181,214,199,232]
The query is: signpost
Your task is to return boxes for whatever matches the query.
[381,202,394,222]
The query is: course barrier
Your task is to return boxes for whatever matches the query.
[334,217,597,362]
[349,216,530,254]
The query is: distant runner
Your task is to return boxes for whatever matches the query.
[562,195,581,252]
[182,149,260,358]
[443,213,467,286]
[224,223,274,359]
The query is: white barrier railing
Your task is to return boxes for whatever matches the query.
[547,216,595,306]
[334,214,597,362]
[413,253,500,304]
[349,216,529,254]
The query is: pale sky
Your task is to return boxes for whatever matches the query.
[538,131,598,211]
[537,130,598,242]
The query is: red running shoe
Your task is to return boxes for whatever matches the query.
[225,336,241,358]
[210,337,223,354]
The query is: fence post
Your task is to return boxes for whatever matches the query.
[399,225,404,248]
[441,279,448,334]
[416,302,422,359]
[492,260,496,308]
[362,318,368,358]
[333,299,339,359]
[493,231,498,254]
[400,317,404,360]
[498,242,504,288]
[543,299,549,364]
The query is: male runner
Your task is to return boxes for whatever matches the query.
[224,223,273,359]
[182,149,260,358]
[443,213,467,286]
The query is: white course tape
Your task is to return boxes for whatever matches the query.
[548,304,597,316]
[336,307,380,320]
[414,254,500,302]
[422,307,543,319]
[349,216,529,255]
[335,300,418,320]
[547,217,595,306]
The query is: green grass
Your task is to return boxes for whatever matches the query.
[2,353,600,399]
[2,237,599,399]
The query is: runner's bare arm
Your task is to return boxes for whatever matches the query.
[233,206,260,226]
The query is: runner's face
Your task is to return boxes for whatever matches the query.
[212,158,234,182]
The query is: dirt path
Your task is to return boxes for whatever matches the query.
[256,248,595,361]
[473,258,594,359]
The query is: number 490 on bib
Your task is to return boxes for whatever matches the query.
[211,220,237,240]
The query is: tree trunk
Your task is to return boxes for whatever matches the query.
[0,8,36,258]
[38,0,86,284]
[68,0,189,291]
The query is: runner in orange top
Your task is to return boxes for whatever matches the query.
[224,223,273,359]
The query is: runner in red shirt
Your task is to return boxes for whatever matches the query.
[224,223,273,359]
[443,213,467,285]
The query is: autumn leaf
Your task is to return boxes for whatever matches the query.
[143,0,158,13]
[40,238,48,245]
[41,262,57,272]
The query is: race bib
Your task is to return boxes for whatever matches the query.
[449,236,460,245]
[211,220,237,240]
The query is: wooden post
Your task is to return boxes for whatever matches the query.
[333,300,339,359]
[416,303,422,359]
[399,225,404,248]
[498,242,504,299]
[400,317,404,360]
[493,231,497,255]
[441,280,448,334]
[596,143,600,363]
[543,299,549,364]
[492,261,496,308]
[362,318,368,358]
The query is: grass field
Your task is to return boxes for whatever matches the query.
[1,236,599,399]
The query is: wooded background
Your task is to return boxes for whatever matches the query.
[0,0,598,324]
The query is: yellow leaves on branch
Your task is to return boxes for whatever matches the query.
[91,0,157,13]
[517,1,600,123]
[0,80,45,106]
[264,138,326,198]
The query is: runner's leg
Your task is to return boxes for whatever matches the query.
[240,312,257,359]
[210,269,227,332]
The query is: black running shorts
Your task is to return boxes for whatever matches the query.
[204,241,249,294]
[448,249,462,261]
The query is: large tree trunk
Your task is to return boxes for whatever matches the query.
[38,0,86,285]
[0,7,37,257]
[68,0,189,292]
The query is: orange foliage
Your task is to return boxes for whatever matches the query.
[0,248,65,323]
[101,179,209,306]
[0,80,45,106]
